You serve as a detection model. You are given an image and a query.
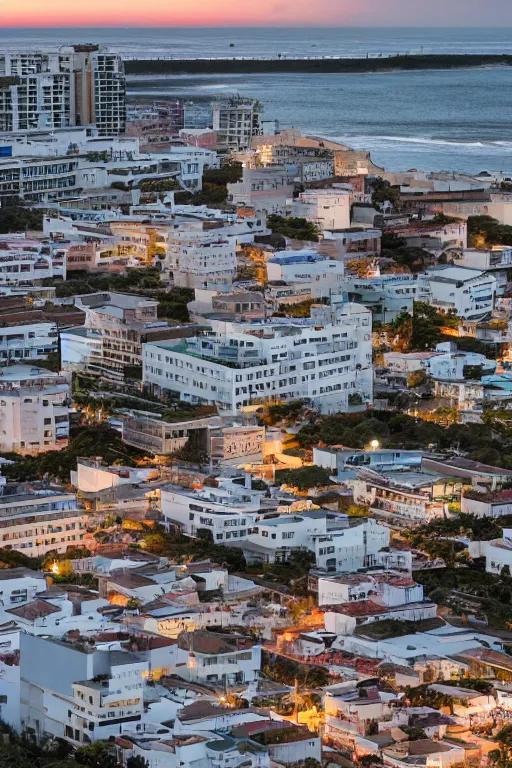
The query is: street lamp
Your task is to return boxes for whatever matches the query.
[370,439,380,451]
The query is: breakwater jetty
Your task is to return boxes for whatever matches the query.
[125,53,512,76]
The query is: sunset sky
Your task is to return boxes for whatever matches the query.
[1,0,511,28]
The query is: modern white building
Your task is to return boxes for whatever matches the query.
[314,518,390,572]
[20,633,148,745]
[0,484,86,556]
[383,343,496,382]
[177,630,261,685]
[0,319,58,364]
[227,167,293,215]
[0,237,67,285]
[0,365,72,454]
[291,189,351,232]
[0,567,47,608]
[342,273,418,324]
[143,300,373,415]
[164,227,237,289]
[160,482,263,542]
[419,266,496,320]
[0,46,125,135]
[60,292,189,384]
[266,250,344,286]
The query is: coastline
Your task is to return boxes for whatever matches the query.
[125,53,512,76]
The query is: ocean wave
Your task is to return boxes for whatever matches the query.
[328,134,512,151]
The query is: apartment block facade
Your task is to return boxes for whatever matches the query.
[0,365,72,455]
[143,301,373,415]
[0,46,125,136]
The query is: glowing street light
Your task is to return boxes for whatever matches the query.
[370,439,380,450]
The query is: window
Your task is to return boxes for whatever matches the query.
[282,532,294,539]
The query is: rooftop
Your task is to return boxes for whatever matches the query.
[178,630,255,655]
[7,599,61,621]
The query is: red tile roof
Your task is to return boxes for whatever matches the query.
[325,600,387,617]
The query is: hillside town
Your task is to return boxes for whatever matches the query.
[3,44,512,768]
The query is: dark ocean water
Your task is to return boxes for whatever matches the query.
[1,27,512,173]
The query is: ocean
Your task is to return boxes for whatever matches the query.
[1,26,512,174]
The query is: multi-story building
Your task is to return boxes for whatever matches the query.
[160,481,263,541]
[0,237,67,284]
[349,472,462,526]
[266,250,344,285]
[143,300,373,415]
[454,247,512,297]
[0,46,125,136]
[227,166,293,215]
[126,101,184,149]
[342,273,418,325]
[121,412,222,456]
[0,365,72,454]
[0,315,58,364]
[313,517,390,572]
[20,633,148,745]
[291,189,351,232]
[60,292,200,384]
[212,97,262,152]
[419,265,497,320]
[323,228,382,259]
[177,630,261,686]
[0,156,80,202]
[164,227,237,289]
[0,483,86,556]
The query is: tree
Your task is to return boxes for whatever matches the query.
[410,301,447,350]
[267,214,320,242]
[127,757,148,768]
[275,465,332,491]
[371,177,401,211]
[0,197,45,234]
[74,742,121,768]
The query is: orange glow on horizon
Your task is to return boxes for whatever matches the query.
[0,0,356,27]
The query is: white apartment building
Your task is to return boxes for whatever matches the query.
[0,485,86,556]
[143,301,373,415]
[227,167,294,215]
[164,228,237,289]
[212,97,262,152]
[0,156,81,202]
[323,228,382,258]
[177,630,261,685]
[0,237,67,285]
[266,250,344,284]
[160,483,263,542]
[342,273,417,324]
[419,266,496,320]
[291,189,351,232]
[0,567,47,608]
[20,633,148,745]
[383,345,496,382]
[0,319,58,364]
[349,472,461,526]
[232,511,330,565]
[60,292,182,384]
[0,365,72,454]
[454,247,512,297]
[314,518,390,572]
[0,46,125,135]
